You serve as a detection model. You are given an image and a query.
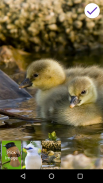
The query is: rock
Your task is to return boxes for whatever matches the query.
[29,37,41,44]
[4,0,13,4]
[65,28,71,34]
[72,13,77,19]
[0,45,14,62]
[86,22,95,29]
[73,20,83,29]
[7,24,16,29]
[73,154,92,169]
[48,24,58,31]
[57,34,67,45]
[27,27,40,36]
[58,13,66,22]
[78,14,86,21]
[67,0,73,6]
[77,8,84,13]
[74,0,82,4]
[0,0,103,51]
[21,2,29,9]
[45,15,56,24]
[61,153,103,169]
[49,32,56,40]
[69,31,77,42]
[98,30,103,43]
[61,155,74,169]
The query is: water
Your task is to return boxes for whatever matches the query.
[0,48,103,159]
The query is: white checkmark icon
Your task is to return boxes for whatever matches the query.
[84,3,100,19]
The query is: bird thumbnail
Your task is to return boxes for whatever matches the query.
[23,141,42,169]
[3,142,21,167]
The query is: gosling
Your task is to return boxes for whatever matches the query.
[19,59,69,118]
[46,76,103,126]
[19,59,103,126]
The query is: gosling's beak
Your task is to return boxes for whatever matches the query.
[19,78,32,89]
[70,96,80,108]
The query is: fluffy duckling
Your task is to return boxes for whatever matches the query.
[46,76,103,126]
[68,76,98,107]
[19,59,66,90]
[66,65,103,86]
[19,59,90,118]
[19,59,103,125]
[83,66,103,88]
[19,59,69,117]
[47,151,61,164]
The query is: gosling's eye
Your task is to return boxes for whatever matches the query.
[81,90,86,95]
[34,74,38,77]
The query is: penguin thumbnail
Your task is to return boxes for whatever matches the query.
[2,141,21,169]
[22,141,42,169]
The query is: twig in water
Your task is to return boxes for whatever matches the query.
[0,109,44,123]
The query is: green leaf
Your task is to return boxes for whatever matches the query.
[48,131,57,141]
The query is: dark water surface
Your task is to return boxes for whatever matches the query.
[1,48,103,159]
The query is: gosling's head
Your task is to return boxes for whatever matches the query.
[19,59,66,90]
[68,76,97,108]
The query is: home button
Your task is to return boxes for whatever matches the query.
[48,173,55,179]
